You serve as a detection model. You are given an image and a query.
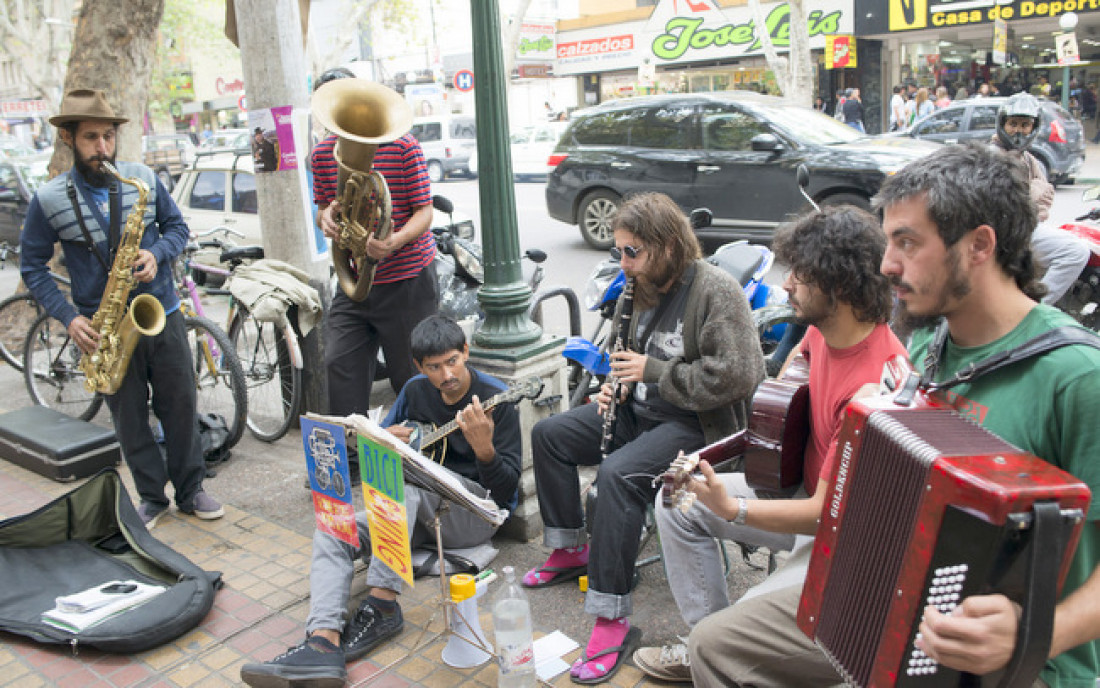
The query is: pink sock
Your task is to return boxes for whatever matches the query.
[523,545,588,586]
[571,617,629,681]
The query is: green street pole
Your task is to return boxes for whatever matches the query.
[469,0,543,350]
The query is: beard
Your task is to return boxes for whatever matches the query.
[629,258,678,311]
[74,149,115,188]
[889,247,971,332]
[788,292,832,328]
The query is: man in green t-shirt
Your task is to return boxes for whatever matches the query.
[876,143,1100,688]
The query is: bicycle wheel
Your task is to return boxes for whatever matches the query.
[184,315,247,449]
[229,308,301,442]
[0,292,43,370]
[23,312,103,421]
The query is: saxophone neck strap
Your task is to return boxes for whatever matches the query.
[66,174,111,273]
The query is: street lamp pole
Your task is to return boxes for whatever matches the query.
[1060,12,1079,112]
[468,0,543,350]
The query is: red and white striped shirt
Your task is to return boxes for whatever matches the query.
[311,133,434,284]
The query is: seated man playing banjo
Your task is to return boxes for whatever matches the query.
[241,315,522,688]
[636,206,908,683]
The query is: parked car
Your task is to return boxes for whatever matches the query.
[199,128,250,151]
[0,154,49,245]
[545,91,938,249]
[468,121,569,181]
[409,115,478,183]
[143,133,197,191]
[172,150,475,275]
[893,96,1085,185]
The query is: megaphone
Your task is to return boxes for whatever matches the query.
[441,573,492,668]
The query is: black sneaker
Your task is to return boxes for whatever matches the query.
[240,635,347,688]
[342,598,404,661]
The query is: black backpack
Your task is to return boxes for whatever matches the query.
[0,468,221,653]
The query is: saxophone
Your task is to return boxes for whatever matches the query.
[79,161,167,394]
[600,277,635,459]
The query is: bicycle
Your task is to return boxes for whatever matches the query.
[0,243,72,372]
[179,228,302,443]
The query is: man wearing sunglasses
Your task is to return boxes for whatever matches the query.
[522,192,766,684]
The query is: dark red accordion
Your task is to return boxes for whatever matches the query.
[798,395,1091,687]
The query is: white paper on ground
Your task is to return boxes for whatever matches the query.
[533,630,581,681]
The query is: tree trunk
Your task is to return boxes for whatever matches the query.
[787,0,813,108]
[501,0,534,81]
[48,0,165,178]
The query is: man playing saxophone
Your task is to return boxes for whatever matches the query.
[20,89,223,529]
[523,193,765,684]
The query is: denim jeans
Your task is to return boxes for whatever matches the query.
[306,475,496,635]
[532,401,704,619]
[655,472,803,626]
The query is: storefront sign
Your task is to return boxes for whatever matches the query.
[518,20,556,62]
[518,64,553,78]
[1,100,50,117]
[859,0,1100,34]
[555,0,851,76]
[1057,31,1081,63]
[993,17,1009,64]
[826,35,858,68]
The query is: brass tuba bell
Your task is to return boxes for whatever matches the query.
[311,79,413,301]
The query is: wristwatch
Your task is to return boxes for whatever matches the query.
[732,497,748,526]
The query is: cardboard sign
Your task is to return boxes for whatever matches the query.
[302,417,358,547]
[358,433,415,588]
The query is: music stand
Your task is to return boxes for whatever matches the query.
[305,413,507,682]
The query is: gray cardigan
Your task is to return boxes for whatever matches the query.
[625,259,766,443]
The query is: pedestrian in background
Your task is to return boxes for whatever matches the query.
[841,88,865,133]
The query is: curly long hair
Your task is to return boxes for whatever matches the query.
[873,143,1045,300]
[772,205,893,324]
[612,192,701,279]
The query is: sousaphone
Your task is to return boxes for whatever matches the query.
[312,79,413,301]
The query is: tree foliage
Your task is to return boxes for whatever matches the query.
[148,0,239,126]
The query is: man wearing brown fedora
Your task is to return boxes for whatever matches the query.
[20,88,224,528]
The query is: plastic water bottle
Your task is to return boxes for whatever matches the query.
[492,566,536,687]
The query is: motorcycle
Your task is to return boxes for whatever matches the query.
[1055,186,1100,332]
[561,208,791,407]
[431,194,547,323]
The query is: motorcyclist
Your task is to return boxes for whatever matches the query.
[991,92,1089,305]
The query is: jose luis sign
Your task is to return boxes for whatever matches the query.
[555,0,852,76]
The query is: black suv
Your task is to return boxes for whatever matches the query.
[546,91,938,249]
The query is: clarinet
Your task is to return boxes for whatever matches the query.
[600,277,635,459]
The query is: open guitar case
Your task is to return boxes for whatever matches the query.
[0,468,222,653]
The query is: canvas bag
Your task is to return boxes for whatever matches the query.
[0,469,221,653]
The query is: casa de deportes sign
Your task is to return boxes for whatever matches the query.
[858,0,1100,34]
[555,0,852,77]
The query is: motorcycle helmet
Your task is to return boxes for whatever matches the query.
[313,66,355,92]
[996,93,1042,151]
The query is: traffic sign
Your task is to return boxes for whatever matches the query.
[454,69,475,92]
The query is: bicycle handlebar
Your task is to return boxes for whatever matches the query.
[194,226,245,240]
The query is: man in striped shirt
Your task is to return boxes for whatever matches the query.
[312,73,438,416]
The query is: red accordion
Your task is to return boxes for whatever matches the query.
[797,394,1091,687]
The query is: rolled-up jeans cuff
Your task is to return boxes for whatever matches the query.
[543,526,587,550]
[584,588,632,619]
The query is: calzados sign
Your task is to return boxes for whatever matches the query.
[651,4,842,62]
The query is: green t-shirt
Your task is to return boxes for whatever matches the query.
[909,305,1100,688]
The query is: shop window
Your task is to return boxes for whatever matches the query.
[233,172,257,215]
[701,107,769,151]
[912,109,964,136]
[969,105,999,132]
[189,171,225,212]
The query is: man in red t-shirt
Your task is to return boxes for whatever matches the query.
[311,71,437,414]
[635,206,908,684]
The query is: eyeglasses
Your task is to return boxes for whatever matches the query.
[609,244,645,260]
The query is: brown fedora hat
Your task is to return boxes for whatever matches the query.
[49,89,129,126]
